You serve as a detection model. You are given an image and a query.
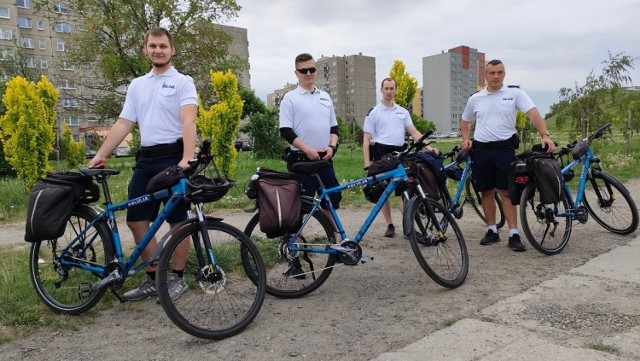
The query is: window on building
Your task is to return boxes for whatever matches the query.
[63,98,78,108]
[0,49,14,61]
[86,115,98,123]
[60,79,76,89]
[60,61,74,70]
[83,78,94,87]
[56,41,66,51]
[18,17,32,28]
[66,116,79,126]
[40,58,48,68]
[20,37,34,48]
[54,22,71,33]
[0,7,9,19]
[54,3,69,13]
[116,84,128,93]
[39,39,46,50]
[26,57,36,68]
[0,28,11,40]
[16,0,30,9]
[85,97,96,105]
[37,20,44,30]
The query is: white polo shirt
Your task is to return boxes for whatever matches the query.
[119,66,198,146]
[461,85,536,142]
[279,85,337,150]
[363,102,413,146]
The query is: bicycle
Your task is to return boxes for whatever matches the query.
[29,140,266,340]
[519,123,639,255]
[242,132,468,298]
[439,145,506,228]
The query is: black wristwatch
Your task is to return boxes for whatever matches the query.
[329,144,337,152]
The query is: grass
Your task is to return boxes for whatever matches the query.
[0,132,638,344]
[585,341,621,355]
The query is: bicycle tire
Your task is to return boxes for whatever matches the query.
[156,220,266,340]
[583,171,639,235]
[406,196,468,288]
[519,183,572,255]
[465,176,506,229]
[29,204,114,315]
[243,199,337,298]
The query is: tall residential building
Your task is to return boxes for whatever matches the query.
[422,45,485,133]
[268,53,376,128]
[0,0,249,146]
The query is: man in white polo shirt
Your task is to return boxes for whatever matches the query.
[460,59,554,252]
[88,27,197,300]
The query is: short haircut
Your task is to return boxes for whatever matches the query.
[144,27,173,48]
[487,59,503,67]
[295,53,314,66]
[381,77,397,89]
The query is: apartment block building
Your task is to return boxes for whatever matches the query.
[268,53,376,128]
[0,0,249,148]
[422,45,485,133]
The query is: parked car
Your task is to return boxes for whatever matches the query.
[114,147,131,157]
[234,140,252,152]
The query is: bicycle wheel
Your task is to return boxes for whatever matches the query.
[583,171,639,235]
[156,220,266,340]
[465,176,506,229]
[243,200,337,298]
[407,196,468,288]
[29,204,113,315]
[519,183,572,255]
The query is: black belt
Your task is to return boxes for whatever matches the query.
[138,139,183,158]
[473,134,518,149]
[373,143,404,154]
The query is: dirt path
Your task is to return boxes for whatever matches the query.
[1,180,639,361]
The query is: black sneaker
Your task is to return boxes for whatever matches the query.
[479,230,500,245]
[384,224,395,238]
[508,234,526,252]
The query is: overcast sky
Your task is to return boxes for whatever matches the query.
[226,0,640,116]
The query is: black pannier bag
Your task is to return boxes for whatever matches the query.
[415,151,446,200]
[508,153,531,205]
[529,156,563,204]
[251,169,302,238]
[25,172,100,243]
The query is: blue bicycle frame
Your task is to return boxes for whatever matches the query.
[557,148,594,214]
[286,164,408,255]
[58,178,189,283]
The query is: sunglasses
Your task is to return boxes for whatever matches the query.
[296,67,317,74]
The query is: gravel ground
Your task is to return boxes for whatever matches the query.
[1,179,639,361]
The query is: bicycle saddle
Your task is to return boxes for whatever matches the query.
[79,167,120,177]
[291,160,330,175]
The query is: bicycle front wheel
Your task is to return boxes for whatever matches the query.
[156,220,266,340]
[407,196,468,288]
[243,200,337,298]
[583,171,639,235]
[520,183,572,255]
[29,204,113,315]
[464,177,506,229]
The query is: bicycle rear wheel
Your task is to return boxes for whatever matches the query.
[406,196,468,288]
[519,183,572,255]
[29,204,113,315]
[583,171,639,235]
[156,220,266,340]
[243,200,337,298]
[465,177,506,229]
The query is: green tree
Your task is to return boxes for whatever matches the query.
[34,0,244,119]
[240,108,285,159]
[0,76,58,190]
[551,51,636,138]
[60,126,85,168]
[197,70,243,177]
[411,114,436,134]
[389,60,418,110]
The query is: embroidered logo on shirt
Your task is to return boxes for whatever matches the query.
[320,97,330,102]
[502,97,513,101]
[162,82,175,89]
